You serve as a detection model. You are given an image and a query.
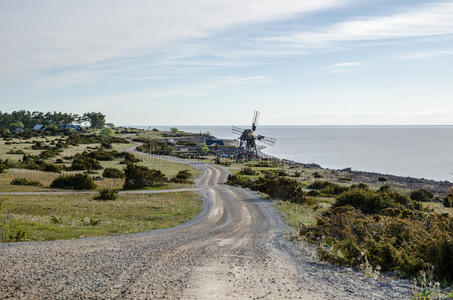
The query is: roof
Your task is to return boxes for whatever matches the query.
[206,139,224,146]
[32,124,45,130]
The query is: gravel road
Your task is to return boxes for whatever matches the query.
[0,161,413,299]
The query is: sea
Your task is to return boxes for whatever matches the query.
[136,125,453,182]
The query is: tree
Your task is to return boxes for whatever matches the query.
[83,112,106,129]
[123,163,168,189]
[105,123,115,128]
[200,143,209,154]
[170,127,179,134]
[9,122,24,128]
[100,128,115,137]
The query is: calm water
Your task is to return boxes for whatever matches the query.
[141,125,453,182]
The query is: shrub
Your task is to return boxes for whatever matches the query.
[86,149,117,161]
[334,187,420,214]
[123,163,168,189]
[71,154,102,170]
[378,177,387,182]
[410,189,434,202]
[100,128,115,137]
[444,189,453,208]
[18,155,61,173]
[0,216,26,242]
[94,189,118,201]
[307,181,349,196]
[301,207,453,283]
[0,159,9,173]
[313,172,323,178]
[170,170,193,184]
[122,152,140,163]
[102,168,125,179]
[6,149,25,155]
[39,148,60,159]
[294,171,302,177]
[238,167,257,176]
[50,174,96,190]
[10,178,42,186]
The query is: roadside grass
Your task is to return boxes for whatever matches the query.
[0,169,59,192]
[423,201,453,216]
[0,192,201,241]
[275,197,334,227]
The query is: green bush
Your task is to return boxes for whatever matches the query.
[10,178,42,186]
[0,159,9,173]
[238,167,257,176]
[39,148,60,159]
[100,128,115,137]
[18,155,61,173]
[102,168,125,179]
[50,173,96,190]
[6,149,25,154]
[334,187,421,215]
[301,207,453,283]
[123,163,168,190]
[86,149,118,161]
[170,170,193,184]
[410,189,434,202]
[444,189,453,208]
[71,154,102,170]
[307,181,350,196]
[0,216,26,242]
[94,189,118,201]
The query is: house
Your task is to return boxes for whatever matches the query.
[32,124,46,131]
[11,126,25,133]
[60,124,83,131]
[206,139,225,146]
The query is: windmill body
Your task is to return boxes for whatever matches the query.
[232,111,276,160]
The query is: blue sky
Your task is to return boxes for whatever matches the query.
[1,0,453,125]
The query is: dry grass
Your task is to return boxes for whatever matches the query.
[0,192,201,241]
[275,197,334,227]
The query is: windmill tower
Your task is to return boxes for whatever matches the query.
[232,111,276,160]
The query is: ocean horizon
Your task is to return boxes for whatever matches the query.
[130,125,453,182]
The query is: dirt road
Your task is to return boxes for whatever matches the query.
[0,163,412,299]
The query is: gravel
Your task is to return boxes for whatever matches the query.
[0,159,413,299]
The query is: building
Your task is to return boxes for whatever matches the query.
[206,139,225,146]
[32,124,46,131]
[60,124,83,131]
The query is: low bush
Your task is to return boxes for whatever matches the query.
[227,174,307,204]
[39,148,60,159]
[238,167,257,176]
[18,155,61,173]
[71,154,102,170]
[123,163,168,189]
[50,173,96,190]
[102,168,125,179]
[93,189,118,201]
[307,181,349,196]
[170,170,193,184]
[313,172,323,178]
[334,187,421,214]
[410,189,434,202]
[6,149,25,154]
[0,159,9,173]
[10,178,42,186]
[301,207,453,283]
[444,189,453,208]
[121,152,140,163]
[378,176,388,182]
[86,149,118,161]
[0,216,26,242]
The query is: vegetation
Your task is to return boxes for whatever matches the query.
[103,168,125,179]
[0,192,200,241]
[444,188,453,208]
[410,189,434,202]
[123,163,168,190]
[238,167,257,176]
[170,170,193,184]
[136,139,175,155]
[19,155,61,173]
[100,127,115,136]
[10,177,42,186]
[71,153,103,171]
[0,159,9,173]
[50,173,96,190]
[93,189,118,201]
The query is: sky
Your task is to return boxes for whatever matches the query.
[1,0,453,125]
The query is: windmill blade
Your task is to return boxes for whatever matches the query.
[252,110,260,132]
[232,126,245,135]
[257,135,276,146]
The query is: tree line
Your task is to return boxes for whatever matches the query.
[0,110,106,129]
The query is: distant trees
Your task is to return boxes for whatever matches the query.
[0,110,107,130]
[83,112,105,129]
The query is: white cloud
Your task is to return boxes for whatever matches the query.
[274,2,453,46]
[327,62,361,74]
[0,0,345,79]
[394,49,453,60]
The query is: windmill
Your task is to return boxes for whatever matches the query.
[232,111,276,160]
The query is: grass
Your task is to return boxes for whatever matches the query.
[275,197,334,227]
[0,192,201,241]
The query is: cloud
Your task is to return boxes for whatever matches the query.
[394,49,453,60]
[327,62,361,74]
[272,2,453,46]
[0,0,345,80]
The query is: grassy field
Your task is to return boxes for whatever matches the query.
[0,192,201,241]
[275,197,334,227]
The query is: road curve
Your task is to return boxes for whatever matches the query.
[0,162,411,299]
